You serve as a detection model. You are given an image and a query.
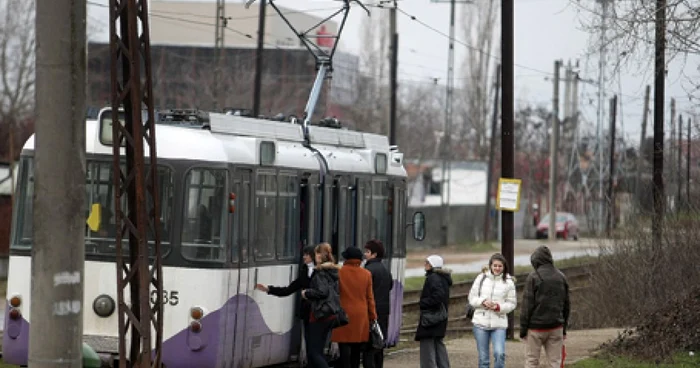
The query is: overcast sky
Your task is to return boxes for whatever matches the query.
[87,0,700,147]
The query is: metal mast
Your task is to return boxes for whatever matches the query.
[109,0,164,366]
[596,0,610,234]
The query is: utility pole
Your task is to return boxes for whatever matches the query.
[434,0,460,246]
[652,0,666,247]
[678,115,683,213]
[548,60,561,241]
[501,0,515,339]
[596,0,610,235]
[607,95,617,236]
[214,0,226,110]
[636,85,650,211]
[253,0,266,117]
[483,64,501,242]
[110,0,164,366]
[389,3,398,146]
[29,1,86,367]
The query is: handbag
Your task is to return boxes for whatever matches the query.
[420,303,447,328]
[369,320,385,350]
[466,273,487,320]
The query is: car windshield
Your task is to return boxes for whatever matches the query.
[539,213,568,224]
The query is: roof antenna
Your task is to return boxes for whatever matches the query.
[245,0,369,144]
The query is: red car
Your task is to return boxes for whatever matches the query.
[536,212,579,240]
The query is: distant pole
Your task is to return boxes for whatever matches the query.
[548,60,561,241]
[596,0,610,235]
[678,115,683,213]
[688,118,691,208]
[607,95,617,236]
[636,85,650,211]
[670,98,676,210]
[213,0,226,110]
[389,14,398,146]
[29,1,86,367]
[501,0,515,340]
[652,0,666,246]
[439,0,457,246]
[252,0,267,117]
[483,64,501,242]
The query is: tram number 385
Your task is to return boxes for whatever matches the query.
[150,290,180,306]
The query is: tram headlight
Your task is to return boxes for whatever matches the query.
[8,308,21,320]
[190,306,204,320]
[9,294,22,308]
[92,294,116,318]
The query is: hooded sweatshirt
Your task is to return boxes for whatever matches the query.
[519,246,570,338]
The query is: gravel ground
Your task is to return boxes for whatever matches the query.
[383,328,623,367]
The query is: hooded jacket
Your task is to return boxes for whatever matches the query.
[468,271,517,329]
[519,246,570,338]
[414,268,453,341]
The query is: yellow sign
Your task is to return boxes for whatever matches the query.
[496,178,522,212]
[86,203,102,232]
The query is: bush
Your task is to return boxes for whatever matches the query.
[583,212,700,359]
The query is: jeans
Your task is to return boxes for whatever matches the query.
[473,326,506,368]
[307,320,333,368]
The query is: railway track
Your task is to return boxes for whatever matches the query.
[399,264,594,339]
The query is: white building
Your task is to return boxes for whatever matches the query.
[407,160,488,207]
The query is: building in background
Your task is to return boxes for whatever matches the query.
[87,0,360,121]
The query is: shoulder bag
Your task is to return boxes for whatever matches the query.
[466,273,487,320]
[420,302,448,328]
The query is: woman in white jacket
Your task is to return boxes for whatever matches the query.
[467,253,516,368]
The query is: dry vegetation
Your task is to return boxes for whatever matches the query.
[581,214,700,361]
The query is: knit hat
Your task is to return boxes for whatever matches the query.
[426,255,444,268]
[342,246,364,261]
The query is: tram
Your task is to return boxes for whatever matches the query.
[3,108,425,367]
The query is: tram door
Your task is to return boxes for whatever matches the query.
[226,168,254,368]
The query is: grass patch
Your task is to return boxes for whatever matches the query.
[0,359,18,367]
[404,272,480,291]
[455,241,496,253]
[570,352,700,367]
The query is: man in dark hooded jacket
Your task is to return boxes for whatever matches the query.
[520,245,570,368]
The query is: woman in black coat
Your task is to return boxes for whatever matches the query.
[415,255,453,368]
[301,243,341,368]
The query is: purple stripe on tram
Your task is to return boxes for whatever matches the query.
[387,280,404,347]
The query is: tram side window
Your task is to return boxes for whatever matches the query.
[254,172,277,261]
[277,174,299,260]
[393,187,406,257]
[181,168,226,262]
[360,179,372,245]
[13,158,34,248]
[84,162,174,256]
[372,180,391,247]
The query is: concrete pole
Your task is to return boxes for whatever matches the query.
[29,0,86,367]
[549,60,561,241]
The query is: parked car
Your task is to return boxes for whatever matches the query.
[536,212,579,240]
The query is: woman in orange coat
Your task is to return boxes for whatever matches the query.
[331,246,377,368]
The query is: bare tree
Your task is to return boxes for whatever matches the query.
[573,0,700,97]
[456,1,500,161]
[0,0,35,163]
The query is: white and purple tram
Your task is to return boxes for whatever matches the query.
[3,108,425,367]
